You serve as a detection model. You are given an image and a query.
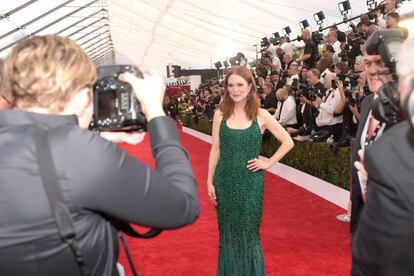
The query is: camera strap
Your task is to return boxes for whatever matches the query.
[364,116,384,146]
[323,89,333,103]
[34,125,90,276]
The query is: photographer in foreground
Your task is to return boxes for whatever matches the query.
[0,35,199,276]
[351,38,414,276]
[350,31,395,235]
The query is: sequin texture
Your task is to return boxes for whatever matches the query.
[214,119,265,276]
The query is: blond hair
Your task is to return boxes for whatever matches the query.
[4,35,97,112]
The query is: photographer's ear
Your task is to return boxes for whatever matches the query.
[63,87,93,128]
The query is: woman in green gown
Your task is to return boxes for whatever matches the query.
[207,66,294,275]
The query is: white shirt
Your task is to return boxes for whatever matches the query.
[315,88,343,127]
[271,55,282,72]
[358,108,386,197]
[274,95,297,126]
[331,40,342,64]
[267,45,277,56]
[280,41,293,56]
[286,74,299,86]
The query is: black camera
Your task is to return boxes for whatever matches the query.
[335,72,360,89]
[345,90,359,107]
[367,3,385,20]
[365,29,403,70]
[366,29,404,125]
[349,32,368,44]
[281,70,289,79]
[269,37,280,46]
[294,85,321,101]
[91,65,147,132]
[348,72,360,87]
[261,37,270,48]
[312,31,324,44]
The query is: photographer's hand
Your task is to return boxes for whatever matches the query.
[337,81,348,103]
[354,149,368,202]
[349,104,361,121]
[99,131,145,145]
[313,96,323,108]
[299,95,309,105]
[338,80,344,94]
[120,71,166,121]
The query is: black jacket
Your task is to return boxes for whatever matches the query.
[0,110,199,276]
[351,121,414,275]
[350,94,373,234]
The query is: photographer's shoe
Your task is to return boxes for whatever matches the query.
[337,214,351,223]
[326,135,334,145]
[291,126,305,137]
[293,135,311,141]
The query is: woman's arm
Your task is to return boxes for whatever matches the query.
[206,110,222,205]
[247,109,294,172]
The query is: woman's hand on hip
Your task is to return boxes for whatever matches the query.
[247,157,270,172]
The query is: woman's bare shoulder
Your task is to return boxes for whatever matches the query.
[214,109,223,120]
[257,108,272,119]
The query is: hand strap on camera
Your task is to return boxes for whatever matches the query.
[34,125,90,276]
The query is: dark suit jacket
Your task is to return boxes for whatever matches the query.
[272,80,285,93]
[351,121,414,275]
[0,110,199,276]
[385,222,414,276]
[350,94,373,234]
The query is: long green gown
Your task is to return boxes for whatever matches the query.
[214,119,265,276]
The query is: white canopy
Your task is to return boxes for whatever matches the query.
[0,0,413,76]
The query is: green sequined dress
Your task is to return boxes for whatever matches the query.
[214,119,265,276]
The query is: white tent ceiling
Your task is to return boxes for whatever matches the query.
[0,0,413,76]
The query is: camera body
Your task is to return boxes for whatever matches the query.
[345,90,359,107]
[366,29,404,124]
[294,84,323,102]
[269,36,280,46]
[365,29,403,70]
[312,31,324,44]
[336,72,360,88]
[91,65,147,132]
[349,32,367,44]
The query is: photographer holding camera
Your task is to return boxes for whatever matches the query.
[326,30,342,64]
[313,73,343,142]
[351,37,414,276]
[291,69,325,138]
[376,0,397,29]
[296,29,318,69]
[350,30,397,235]
[0,35,199,276]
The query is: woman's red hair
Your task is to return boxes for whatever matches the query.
[220,66,260,121]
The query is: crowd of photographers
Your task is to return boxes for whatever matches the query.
[0,0,413,275]
[170,0,409,153]
[163,78,223,123]
[168,1,414,274]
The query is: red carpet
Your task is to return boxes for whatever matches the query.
[117,126,351,275]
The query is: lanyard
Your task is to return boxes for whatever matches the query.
[364,122,384,146]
